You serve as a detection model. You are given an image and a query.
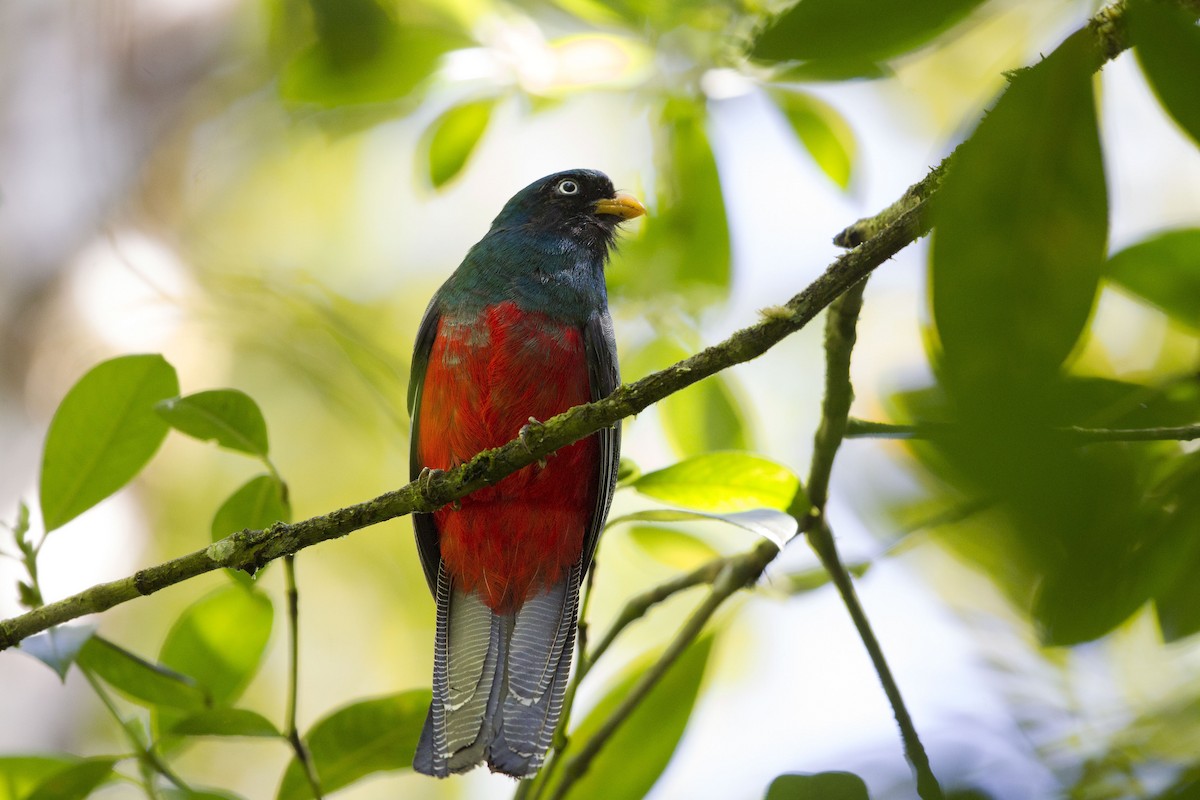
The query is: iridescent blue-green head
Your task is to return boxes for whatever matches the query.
[487,169,646,259]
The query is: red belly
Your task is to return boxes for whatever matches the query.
[417,301,597,612]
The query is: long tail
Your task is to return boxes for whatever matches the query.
[414,565,581,778]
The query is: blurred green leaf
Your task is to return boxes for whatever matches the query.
[628,525,721,570]
[1106,229,1200,329]
[634,452,800,511]
[1153,453,1200,641]
[752,0,986,66]
[1130,0,1200,147]
[765,771,871,800]
[545,635,713,800]
[39,354,179,531]
[931,32,1107,417]
[613,100,729,305]
[769,89,856,189]
[627,337,748,456]
[211,474,291,543]
[156,390,270,457]
[17,625,94,681]
[155,584,273,736]
[616,457,641,486]
[777,562,869,595]
[279,1,468,110]
[422,98,496,188]
[0,757,77,800]
[78,636,208,710]
[276,690,431,800]
[170,708,281,738]
[25,758,116,800]
[162,790,247,800]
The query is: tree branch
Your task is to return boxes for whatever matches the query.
[0,200,929,653]
[844,418,1200,442]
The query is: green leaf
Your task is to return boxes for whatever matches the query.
[627,337,749,457]
[279,8,467,110]
[77,636,209,710]
[422,98,495,188]
[613,100,729,305]
[777,562,869,595]
[752,0,986,66]
[17,624,95,681]
[39,354,179,531]
[26,758,116,800]
[628,525,721,570]
[634,452,801,512]
[211,474,291,543]
[545,635,714,800]
[170,708,281,738]
[155,584,273,736]
[0,757,77,800]
[1107,229,1200,329]
[1130,0,1200,147]
[156,389,270,456]
[610,509,799,548]
[616,457,641,486]
[765,771,871,800]
[276,690,431,800]
[162,789,247,800]
[769,89,856,189]
[931,32,1107,418]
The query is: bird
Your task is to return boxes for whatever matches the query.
[408,169,645,778]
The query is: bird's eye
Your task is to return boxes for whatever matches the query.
[555,179,579,195]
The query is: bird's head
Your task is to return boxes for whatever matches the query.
[489,169,646,253]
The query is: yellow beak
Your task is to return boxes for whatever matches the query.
[593,192,647,220]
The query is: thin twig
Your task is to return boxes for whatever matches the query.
[801,283,944,800]
[282,556,323,799]
[81,668,192,799]
[544,541,778,800]
[844,418,1200,442]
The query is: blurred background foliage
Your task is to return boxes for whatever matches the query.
[1,0,1199,798]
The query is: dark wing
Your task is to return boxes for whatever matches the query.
[580,310,621,577]
[409,295,443,596]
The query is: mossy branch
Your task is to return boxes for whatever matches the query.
[0,201,928,654]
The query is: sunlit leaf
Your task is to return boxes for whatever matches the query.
[752,0,987,66]
[39,355,179,531]
[931,32,1106,416]
[766,771,870,800]
[769,89,856,189]
[156,390,270,457]
[25,758,116,800]
[77,636,208,710]
[628,525,721,570]
[776,562,869,595]
[1130,0,1200,147]
[0,757,77,800]
[1106,229,1200,329]
[616,457,641,486]
[276,690,431,800]
[609,508,799,548]
[545,636,713,800]
[155,585,274,736]
[162,789,247,800]
[634,452,800,512]
[422,98,496,188]
[17,624,95,681]
[170,708,281,739]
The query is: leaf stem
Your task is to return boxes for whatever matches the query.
[81,667,192,798]
[844,418,1200,442]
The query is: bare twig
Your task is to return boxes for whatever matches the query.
[282,556,323,799]
[845,417,1200,443]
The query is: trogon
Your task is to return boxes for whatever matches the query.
[408,169,645,777]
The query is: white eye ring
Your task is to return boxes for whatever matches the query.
[556,179,579,195]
